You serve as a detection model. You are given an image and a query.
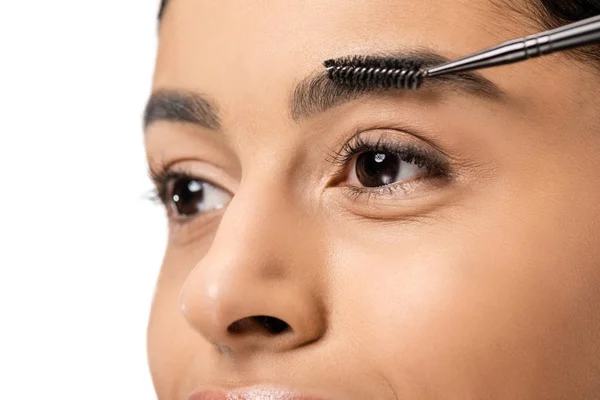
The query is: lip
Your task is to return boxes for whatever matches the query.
[188,385,328,400]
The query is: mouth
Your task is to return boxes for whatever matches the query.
[188,385,329,400]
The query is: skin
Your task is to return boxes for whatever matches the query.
[145,0,600,398]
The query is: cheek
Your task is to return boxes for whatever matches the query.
[147,250,213,399]
[147,275,189,399]
[327,195,600,395]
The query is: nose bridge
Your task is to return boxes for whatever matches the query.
[212,176,297,276]
[179,176,327,353]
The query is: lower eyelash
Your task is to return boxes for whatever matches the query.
[341,176,427,203]
[342,185,393,204]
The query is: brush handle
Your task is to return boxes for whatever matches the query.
[426,14,600,77]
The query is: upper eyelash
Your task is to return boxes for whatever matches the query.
[147,163,196,207]
[148,134,449,210]
[327,132,449,177]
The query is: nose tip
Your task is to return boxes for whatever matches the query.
[180,278,326,354]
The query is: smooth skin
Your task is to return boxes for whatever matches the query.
[145,0,600,398]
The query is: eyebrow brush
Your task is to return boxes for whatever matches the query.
[324,14,600,90]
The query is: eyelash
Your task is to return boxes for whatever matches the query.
[328,133,451,199]
[148,164,194,211]
[147,134,451,218]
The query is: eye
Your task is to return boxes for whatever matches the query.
[166,176,231,217]
[332,132,448,193]
[348,150,428,187]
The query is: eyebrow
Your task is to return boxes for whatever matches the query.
[143,50,505,130]
[143,89,221,131]
[291,50,505,120]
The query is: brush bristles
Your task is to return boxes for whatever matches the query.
[324,56,426,90]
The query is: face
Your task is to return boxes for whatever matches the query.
[145,0,600,398]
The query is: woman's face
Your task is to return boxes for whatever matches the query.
[145,0,600,398]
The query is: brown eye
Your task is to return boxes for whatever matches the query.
[169,178,231,217]
[350,150,427,188]
[355,151,402,187]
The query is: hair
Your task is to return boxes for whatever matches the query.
[158,0,168,20]
[528,0,600,65]
[157,0,600,65]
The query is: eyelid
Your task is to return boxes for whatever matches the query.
[148,166,234,227]
[317,100,466,166]
[149,159,239,194]
[334,179,452,221]
[341,173,447,199]
[326,130,451,182]
[147,160,238,226]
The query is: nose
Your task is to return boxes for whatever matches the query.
[179,185,327,355]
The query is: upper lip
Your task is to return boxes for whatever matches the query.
[188,385,329,400]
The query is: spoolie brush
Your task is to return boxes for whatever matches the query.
[324,14,600,90]
[324,56,426,90]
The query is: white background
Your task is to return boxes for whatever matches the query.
[0,1,164,398]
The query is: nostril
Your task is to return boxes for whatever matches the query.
[254,316,290,334]
[227,315,290,335]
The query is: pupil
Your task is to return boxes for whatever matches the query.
[172,178,205,215]
[356,151,400,187]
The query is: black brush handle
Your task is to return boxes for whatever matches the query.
[426,14,600,77]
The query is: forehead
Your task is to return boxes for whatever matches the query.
[153,0,524,108]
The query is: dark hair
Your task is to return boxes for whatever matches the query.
[531,0,600,64]
[157,0,599,64]
[158,0,168,20]
[538,0,600,25]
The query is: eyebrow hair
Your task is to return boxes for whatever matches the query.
[143,50,504,130]
[143,89,221,130]
[291,50,505,120]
